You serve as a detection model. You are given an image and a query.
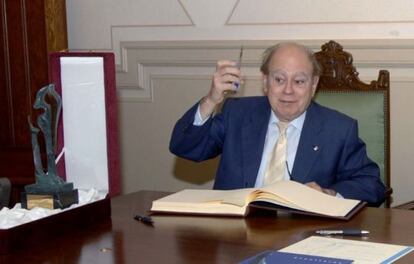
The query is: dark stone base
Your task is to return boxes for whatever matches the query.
[21,189,79,209]
[24,182,74,194]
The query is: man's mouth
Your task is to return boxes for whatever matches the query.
[280,99,296,104]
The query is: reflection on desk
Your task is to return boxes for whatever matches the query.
[2,190,414,264]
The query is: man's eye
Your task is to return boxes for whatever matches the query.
[274,77,284,84]
[295,79,306,85]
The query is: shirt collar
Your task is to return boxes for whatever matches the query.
[269,110,307,132]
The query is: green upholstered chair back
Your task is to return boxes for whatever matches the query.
[313,41,391,207]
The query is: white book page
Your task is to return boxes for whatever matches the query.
[259,181,360,217]
[151,189,254,215]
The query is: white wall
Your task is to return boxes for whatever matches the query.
[66,0,414,206]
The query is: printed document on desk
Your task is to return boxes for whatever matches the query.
[240,250,352,264]
[280,236,414,264]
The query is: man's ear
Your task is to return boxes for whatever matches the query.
[262,74,268,94]
[311,76,319,96]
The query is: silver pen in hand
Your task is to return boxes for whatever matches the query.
[233,45,244,90]
[216,46,243,114]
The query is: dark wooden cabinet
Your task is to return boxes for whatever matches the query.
[0,0,67,206]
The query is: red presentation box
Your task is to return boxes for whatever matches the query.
[0,52,120,254]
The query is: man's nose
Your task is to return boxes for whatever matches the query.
[283,80,294,94]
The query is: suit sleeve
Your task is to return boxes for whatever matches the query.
[329,120,386,206]
[169,102,225,162]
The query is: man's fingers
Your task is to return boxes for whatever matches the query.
[305,181,321,190]
[207,60,243,105]
[322,188,337,196]
[212,63,241,92]
[216,60,238,69]
[217,65,240,76]
[220,74,240,86]
[216,60,241,78]
[305,181,336,196]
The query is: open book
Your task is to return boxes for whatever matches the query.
[150,181,366,220]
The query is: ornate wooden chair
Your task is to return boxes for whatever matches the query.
[313,40,392,207]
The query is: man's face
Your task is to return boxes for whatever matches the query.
[263,45,319,122]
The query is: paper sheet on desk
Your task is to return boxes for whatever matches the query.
[280,236,414,264]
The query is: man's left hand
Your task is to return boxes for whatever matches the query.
[305,181,337,196]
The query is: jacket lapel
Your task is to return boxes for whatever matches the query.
[291,102,323,183]
[241,98,271,187]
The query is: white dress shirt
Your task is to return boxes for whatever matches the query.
[254,110,305,187]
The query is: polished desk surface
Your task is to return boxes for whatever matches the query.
[3,190,414,263]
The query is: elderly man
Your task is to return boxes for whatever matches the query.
[169,42,386,206]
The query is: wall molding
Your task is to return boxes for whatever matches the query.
[116,39,414,101]
[227,0,414,25]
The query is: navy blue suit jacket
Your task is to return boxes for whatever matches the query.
[170,96,386,205]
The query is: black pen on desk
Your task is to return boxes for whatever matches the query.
[134,214,154,226]
[316,229,369,236]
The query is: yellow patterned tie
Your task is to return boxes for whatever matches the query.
[264,121,289,185]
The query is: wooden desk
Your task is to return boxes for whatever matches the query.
[3,191,414,263]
